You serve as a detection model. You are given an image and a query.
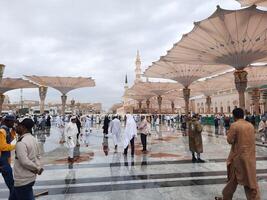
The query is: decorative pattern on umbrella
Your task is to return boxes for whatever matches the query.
[164,6,267,69]
[145,60,230,87]
[190,73,235,96]
[127,81,181,96]
[24,75,95,95]
[246,66,267,88]
[0,78,38,94]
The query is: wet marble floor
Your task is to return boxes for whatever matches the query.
[0,124,266,200]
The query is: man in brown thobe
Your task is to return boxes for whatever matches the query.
[188,114,205,163]
[216,108,260,200]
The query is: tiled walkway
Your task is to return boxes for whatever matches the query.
[1,124,266,199]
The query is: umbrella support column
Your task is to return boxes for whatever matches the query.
[39,86,48,114]
[171,101,175,114]
[157,95,162,115]
[0,94,5,113]
[234,70,248,112]
[206,96,211,114]
[252,88,260,115]
[146,99,150,114]
[183,87,190,116]
[138,100,142,114]
[61,94,67,116]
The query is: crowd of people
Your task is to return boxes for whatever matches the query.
[0,108,265,200]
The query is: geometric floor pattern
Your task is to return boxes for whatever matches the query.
[1,124,266,200]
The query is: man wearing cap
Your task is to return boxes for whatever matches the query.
[13,118,43,200]
[0,115,17,200]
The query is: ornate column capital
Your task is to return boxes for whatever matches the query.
[234,70,248,92]
[157,95,162,106]
[39,86,48,100]
[146,99,150,107]
[183,87,190,101]
[61,94,67,103]
[206,96,211,105]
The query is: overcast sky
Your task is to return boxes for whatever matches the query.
[0,0,241,110]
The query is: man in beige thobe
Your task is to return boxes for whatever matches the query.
[216,108,260,200]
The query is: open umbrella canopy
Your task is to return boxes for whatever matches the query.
[162,90,183,101]
[144,60,230,87]
[236,0,267,7]
[194,66,267,92]
[190,73,236,96]
[246,66,267,88]
[25,75,95,95]
[0,78,38,94]
[163,5,267,69]
[123,85,155,102]
[109,103,123,113]
[128,81,181,96]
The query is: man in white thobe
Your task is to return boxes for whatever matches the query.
[85,116,92,132]
[123,114,137,157]
[109,115,121,152]
[258,116,267,144]
[64,116,78,163]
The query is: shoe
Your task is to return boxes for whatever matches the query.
[192,157,197,163]
[197,158,205,163]
[142,150,148,154]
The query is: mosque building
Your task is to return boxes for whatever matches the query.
[116,51,184,115]
[116,51,267,116]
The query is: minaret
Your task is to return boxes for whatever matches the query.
[123,74,129,104]
[124,74,128,89]
[135,50,142,83]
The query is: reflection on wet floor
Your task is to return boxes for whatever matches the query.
[1,123,266,200]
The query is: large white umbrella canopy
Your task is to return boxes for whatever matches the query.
[25,75,95,95]
[145,61,230,87]
[197,67,267,114]
[126,81,181,114]
[203,67,267,89]
[127,81,181,96]
[190,74,235,97]
[25,75,95,115]
[144,60,229,114]
[246,66,267,87]
[164,6,267,68]
[162,5,267,110]
[236,0,267,7]
[0,78,38,94]
[190,72,235,114]
[0,78,38,112]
